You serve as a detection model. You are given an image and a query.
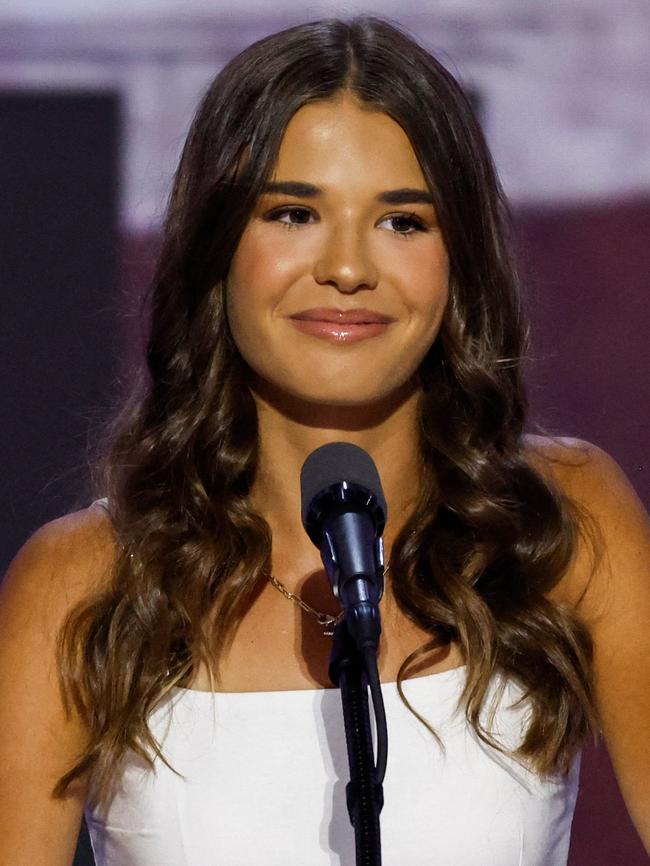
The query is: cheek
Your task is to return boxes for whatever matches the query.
[402,246,450,326]
[226,235,274,336]
[225,237,304,384]
[226,228,299,323]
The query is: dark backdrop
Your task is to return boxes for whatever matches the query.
[0,89,120,866]
[0,90,121,575]
[517,197,650,864]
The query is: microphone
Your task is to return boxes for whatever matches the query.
[300,441,387,653]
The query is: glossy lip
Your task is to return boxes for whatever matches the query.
[288,318,393,343]
[289,307,395,324]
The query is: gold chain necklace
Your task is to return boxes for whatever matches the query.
[267,564,391,636]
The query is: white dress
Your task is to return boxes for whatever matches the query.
[84,499,581,865]
[84,499,581,866]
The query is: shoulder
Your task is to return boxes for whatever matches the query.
[1,500,118,630]
[521,441,650,852]
[521,432,646,521]
[0,502,120,854]
[31,498,116,555]
[522,433,643,534]
[522,432,619,494]
[0,499,119,736]
[521,433,650,621]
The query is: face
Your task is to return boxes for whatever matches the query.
[225,92,449,409]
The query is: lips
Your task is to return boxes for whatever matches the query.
[289,307,394,324]
[288,306,396,345]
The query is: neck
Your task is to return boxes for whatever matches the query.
[247,375,424,596]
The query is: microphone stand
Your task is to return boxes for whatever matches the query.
[329,616,385,866]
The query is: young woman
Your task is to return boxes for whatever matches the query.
[1,15,648,866]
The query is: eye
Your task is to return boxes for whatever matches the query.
[379,213,428,238]
[264,206,428,237]
[266,206,314,230]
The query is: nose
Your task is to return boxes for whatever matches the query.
[312,220,379,294]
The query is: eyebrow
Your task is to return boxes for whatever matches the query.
[260,180,434,205]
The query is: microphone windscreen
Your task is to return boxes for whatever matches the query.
[299,441,387,529]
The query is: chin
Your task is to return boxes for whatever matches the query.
[250,371,419,418]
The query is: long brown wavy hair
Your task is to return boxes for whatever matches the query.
[53,15,602,805]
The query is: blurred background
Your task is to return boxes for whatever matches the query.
[1,0,648,863]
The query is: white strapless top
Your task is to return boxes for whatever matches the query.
[84,667,582,865]
[84,499,581,865]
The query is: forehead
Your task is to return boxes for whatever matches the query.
[271,95,427,187]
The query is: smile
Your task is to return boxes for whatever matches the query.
[287,306,396,343]
[290,306,395,324]
[287,318,393,343]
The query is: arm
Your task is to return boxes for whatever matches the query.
[534,437,650,854]
[0,505,115,866]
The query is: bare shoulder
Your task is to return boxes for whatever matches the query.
[524,435,650,851]
[523,432,612,491]
[0,503,118,864]
[28,498,117,571]
[0,498,119,703]
[2,500,118,610]
[522,433,650,620]
[522,438,650,851]
[522,432,644,526]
